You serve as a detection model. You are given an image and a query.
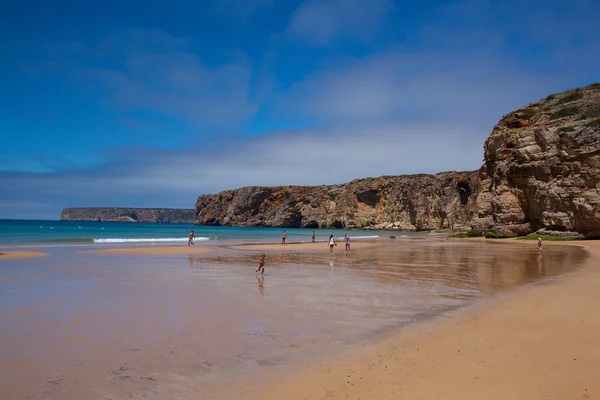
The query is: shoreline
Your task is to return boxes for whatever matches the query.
[0,251,49,260]
[216,239,600,399]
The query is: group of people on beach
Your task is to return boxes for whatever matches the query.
[258,231,353,275]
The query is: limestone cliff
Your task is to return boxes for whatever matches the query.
[196,171,480,231]
[195,84,599,237]
[60,208,196,224]
[472,83,600,238]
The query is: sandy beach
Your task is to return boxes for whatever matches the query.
[1,238,597,400]
[0,251,49,260]
[223,239,600,400]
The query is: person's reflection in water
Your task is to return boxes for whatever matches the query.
[329,259,334,271]
[344,253,350,268]
[188,255,194,268]
[537,252,544,275]
[256,275,264,296]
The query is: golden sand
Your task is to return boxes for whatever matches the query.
[87,246,213,255]
[0,251,49,260]
[219,240,600,399]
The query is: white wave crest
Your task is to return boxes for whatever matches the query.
[94,237,210,244]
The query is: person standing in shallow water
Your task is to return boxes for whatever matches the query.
[188,230,195,247]
[537,236,543,251]
[344,234,351,252]
[256,254,266,275]
[312,231,315,243]
[329,234,336,255]
[281,230,286,245]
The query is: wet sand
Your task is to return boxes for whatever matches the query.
[0,251,48,260]
[0,239,592,400]
[228,240,382,252]
[87,246,213,255]
[229,240,600,400]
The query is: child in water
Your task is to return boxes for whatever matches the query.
[537,236,543,251]
[256,254,266,275]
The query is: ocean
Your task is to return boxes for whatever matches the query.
[0,219,424,246]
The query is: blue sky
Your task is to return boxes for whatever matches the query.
[1,0,598,219]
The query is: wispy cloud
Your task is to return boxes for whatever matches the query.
[0,121,485,218]
[285,0,394,45]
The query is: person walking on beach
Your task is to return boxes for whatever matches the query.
[537,236,543,251]
[188,230,195,247]
[344,234,351,252]
[255,254,266,275]
[329,234,336,255]
[281,230,287,245]
[312,231,316,243]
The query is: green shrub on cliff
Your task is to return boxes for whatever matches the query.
[449,231,481,238]
[586,119,600,128]
[557,91,583,105]
[517,233,581,241]
[579,105,600,120]
[549,106,581,120]
[484,231,513,239]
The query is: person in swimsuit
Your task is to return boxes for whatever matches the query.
[281,230,286,245]
[188,230,195,247]
[344,234,351,252]
[537,236,542,251]
[329,234,335,255]
[256,254,266,275]
[312,231,315,242]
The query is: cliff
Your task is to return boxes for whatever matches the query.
[472,83,600,238]
[194,83,599,237]
[60,208,197,224]
[196,171,480,231]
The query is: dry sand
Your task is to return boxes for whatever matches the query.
[223,240,600,400]
[0,251,48,260]
[87,246,213,255]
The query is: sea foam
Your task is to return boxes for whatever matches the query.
[93,237,210,244]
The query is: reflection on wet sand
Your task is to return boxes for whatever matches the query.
[0,241,587,400]
[257,275,264,296]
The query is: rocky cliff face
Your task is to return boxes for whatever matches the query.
[471,83,600,238]
[195,84,599,237]
[60,208,197,224]
[196,171,480,231]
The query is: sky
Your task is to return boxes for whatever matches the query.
[1,0,599,219]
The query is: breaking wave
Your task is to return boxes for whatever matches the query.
[93,237,210,244]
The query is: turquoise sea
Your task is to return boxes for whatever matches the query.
[0,219,428,246]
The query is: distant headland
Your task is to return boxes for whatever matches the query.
[60,208,196,224]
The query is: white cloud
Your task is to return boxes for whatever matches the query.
[0,121,486,218]
[285,0,394,45]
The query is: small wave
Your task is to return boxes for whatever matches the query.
[93,237,210,244]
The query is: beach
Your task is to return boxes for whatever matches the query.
[0,237,597,399]
[225,239,600,400]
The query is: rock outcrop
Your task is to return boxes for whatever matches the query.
[194,83,599,237]
[60,208,197,224]
[472,83,600,238]
[196,172,480,231]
